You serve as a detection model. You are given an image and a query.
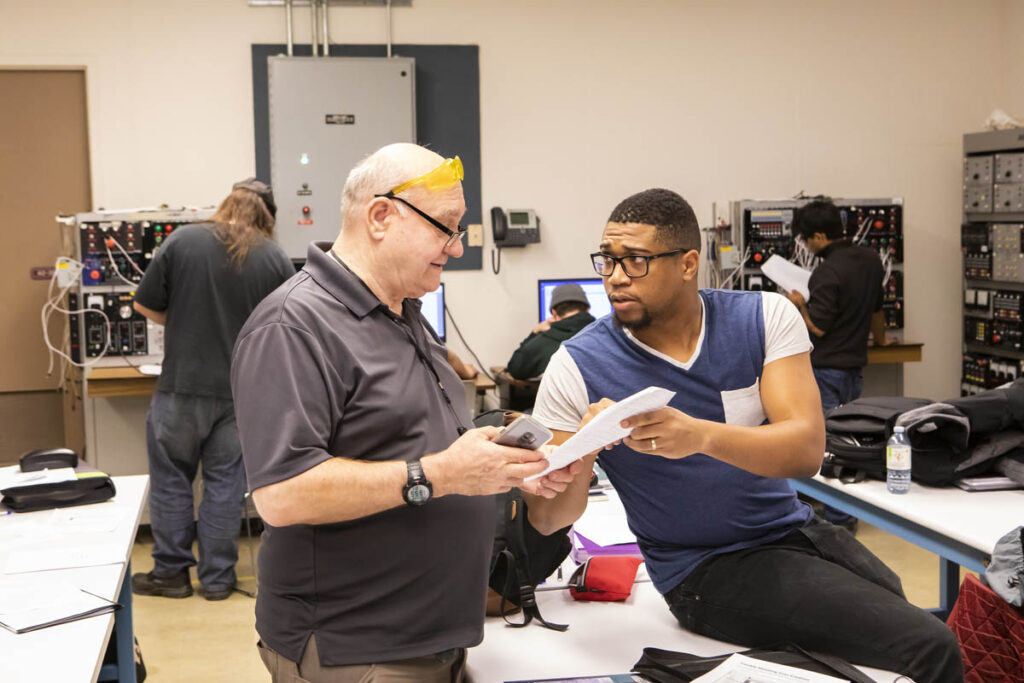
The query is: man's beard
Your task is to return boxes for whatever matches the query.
[614,307,653,332]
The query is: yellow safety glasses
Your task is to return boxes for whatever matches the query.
[387,156,464,196]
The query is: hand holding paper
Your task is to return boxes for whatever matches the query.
[761,254,811,300]
[527,387,676,480]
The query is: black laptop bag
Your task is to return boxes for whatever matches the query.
[822,396,931,482]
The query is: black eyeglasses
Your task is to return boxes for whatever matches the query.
[375,193,467,249]
[590,250,686,278]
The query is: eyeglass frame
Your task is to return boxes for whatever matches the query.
[589,249,688,278]
[374,193,467,249]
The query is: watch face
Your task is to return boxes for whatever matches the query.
[406,483,431,505]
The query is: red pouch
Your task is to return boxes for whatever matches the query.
[568,556,642,601]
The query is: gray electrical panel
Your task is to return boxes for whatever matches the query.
[268,56,416,258]
[991,223,1024,283]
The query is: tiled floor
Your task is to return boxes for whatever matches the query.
[129,522,972,682]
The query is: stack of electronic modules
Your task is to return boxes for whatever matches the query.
[961,131,1024,395]
[46,209,212,370]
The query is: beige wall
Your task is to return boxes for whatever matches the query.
[1,0,1016,400]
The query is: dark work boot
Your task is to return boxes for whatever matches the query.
[200,584,235,601]
[132,569,193,598]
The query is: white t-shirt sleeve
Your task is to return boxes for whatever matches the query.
[531,346,589,433]
[761,291,813,365]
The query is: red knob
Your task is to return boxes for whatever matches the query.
[753,253,763,263]
[302,206,311,215]
[90,269,100,279]
[874,220,884,229]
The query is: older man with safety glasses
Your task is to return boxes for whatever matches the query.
[231,143,580,682]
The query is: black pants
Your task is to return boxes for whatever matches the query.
[664,518,963,683]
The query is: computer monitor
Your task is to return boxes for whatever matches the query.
[537,278,610,322]
[418,283,445,340]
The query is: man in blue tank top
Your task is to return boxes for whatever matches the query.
[529,189,962,682]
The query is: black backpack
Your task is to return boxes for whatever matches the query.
[822,396,931,482]
[474,410,572,631]
[488,488,572,631]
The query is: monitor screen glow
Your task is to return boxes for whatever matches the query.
[419,283,445,340]
[537,278,611,322]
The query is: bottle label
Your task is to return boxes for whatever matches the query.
[887,445,911,469]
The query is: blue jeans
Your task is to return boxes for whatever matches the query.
[813,367,863,412]
[146,391,246,591]
[813,368,863,525]
[665,518,963,682]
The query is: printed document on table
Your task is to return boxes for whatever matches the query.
[0,577,117,634]
[528,387,676,480]
[4,543,124,575]
[691,653,845,683]
[0,465,77,491]
[760,255,811,301]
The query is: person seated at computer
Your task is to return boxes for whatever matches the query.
[506,283,596,380]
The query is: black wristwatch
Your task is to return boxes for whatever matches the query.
[402,460,433,506]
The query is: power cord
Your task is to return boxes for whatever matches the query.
[443,302,496,385]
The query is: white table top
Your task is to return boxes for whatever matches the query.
[0,475,149,683]
[467,571,902,683]
[800,474,1023,555]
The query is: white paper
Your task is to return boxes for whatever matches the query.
[48,507,123,534]
[572,490,636,546]
[760,255,812,301]
[4,543,124,574]
[0,578,115,633]
[528,387,676,480]
[692,653,845,683]
[0,466,77,491]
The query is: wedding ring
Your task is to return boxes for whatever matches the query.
[651,438,657,450]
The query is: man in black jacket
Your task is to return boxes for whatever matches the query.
[507,283,595,380]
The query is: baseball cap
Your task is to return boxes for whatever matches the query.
[232,177,277,218]
[551,283,590,310]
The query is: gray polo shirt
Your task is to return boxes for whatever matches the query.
[231,242,494,667]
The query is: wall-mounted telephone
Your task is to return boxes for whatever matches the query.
[491,207,541,247]
[491,207,541,274]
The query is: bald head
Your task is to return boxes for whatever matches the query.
[340,143,445,231]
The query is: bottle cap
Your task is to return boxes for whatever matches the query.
[893,426,905,433]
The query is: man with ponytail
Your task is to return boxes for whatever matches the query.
[131,178,294,601]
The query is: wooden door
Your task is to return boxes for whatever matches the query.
[0,69,91,461]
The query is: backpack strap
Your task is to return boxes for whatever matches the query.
[500,492,568,632]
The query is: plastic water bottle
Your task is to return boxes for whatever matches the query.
[886,426,912,494]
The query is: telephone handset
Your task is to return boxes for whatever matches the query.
[491,206,509,244]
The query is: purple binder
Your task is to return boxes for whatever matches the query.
[569,529,642,564]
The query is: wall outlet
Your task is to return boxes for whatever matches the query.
[467,223,483,247]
